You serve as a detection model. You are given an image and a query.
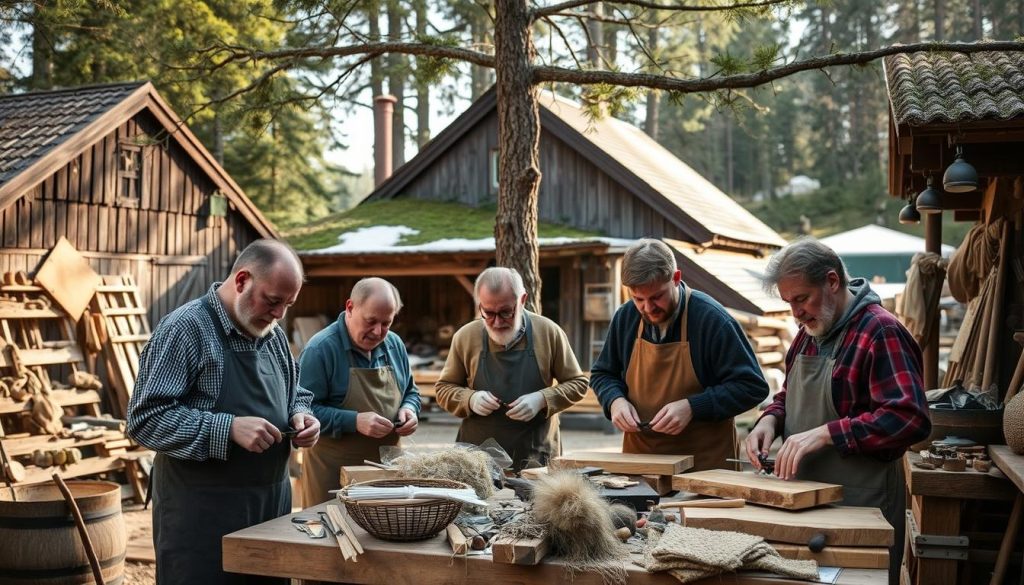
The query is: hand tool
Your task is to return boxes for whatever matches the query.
[725,455,776,475]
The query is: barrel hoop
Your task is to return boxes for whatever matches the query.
[0,508,120,529]
[0,552,125,579]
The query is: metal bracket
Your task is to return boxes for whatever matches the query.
[906,510,969,560]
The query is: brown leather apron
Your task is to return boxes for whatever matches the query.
[784,326,905,584]
[622,287,737,471]
[456,314,551,472]
[299,362,402,507]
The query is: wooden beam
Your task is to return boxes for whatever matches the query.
[308,263,486,277]
[453,274,475,297]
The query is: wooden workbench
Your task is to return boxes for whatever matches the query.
[222,502,886,584]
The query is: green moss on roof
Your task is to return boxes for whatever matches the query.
[285,199,601,251]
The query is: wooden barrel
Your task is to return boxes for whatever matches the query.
[0,480,126,585]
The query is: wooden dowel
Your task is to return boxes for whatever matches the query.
[361,459,391,470]
[52,473,104,585]
[991,493,1023,585]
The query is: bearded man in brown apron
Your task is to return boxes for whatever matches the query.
[746,238,930,584]
[127,239,321,585]
[435,267,589,472]
[298,277,421,507]
[591,239,769,472]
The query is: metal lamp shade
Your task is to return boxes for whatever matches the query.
[943,154,978,193]
[916,179,942,214]
[898,201,921,224]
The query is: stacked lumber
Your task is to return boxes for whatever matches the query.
[726,308,794,369]
[0,243,151,500]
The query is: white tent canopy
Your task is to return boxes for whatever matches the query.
[820,224,955,257]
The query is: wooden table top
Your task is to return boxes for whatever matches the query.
[222,502,886,585]
[989,445,1024,493]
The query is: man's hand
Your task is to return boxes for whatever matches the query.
[744,416,777,471]
[610,397,641,432]
[230,416,281,453]
[774,424,832,480]
[394,408,418,436]
[289,413,320,448]
[506,391,546,422]
[649,399,693,435]
[356,412,394,438]
[469,391,501,416]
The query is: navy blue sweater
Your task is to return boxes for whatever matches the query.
[590,284,768,422]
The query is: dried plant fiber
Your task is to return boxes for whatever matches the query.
[391,448,494,499]
[526,471,629,584]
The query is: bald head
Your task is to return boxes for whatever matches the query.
[230,239,304,282]
[345,277,402,353]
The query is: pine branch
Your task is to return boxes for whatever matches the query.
[533,40,1024,90]
[533,0,792,19]
[209,41,494,69]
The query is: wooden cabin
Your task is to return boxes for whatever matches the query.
[0,82,277,327]
[289,90,793,372]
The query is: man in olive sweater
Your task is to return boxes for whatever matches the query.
[435,267,589,471]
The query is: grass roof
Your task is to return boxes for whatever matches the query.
[285,199,601,251]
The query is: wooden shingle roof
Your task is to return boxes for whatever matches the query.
[884,50,1024,126]
[0,82,143,184]
[0,81,277,238]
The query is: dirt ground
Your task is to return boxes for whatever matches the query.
[120,415,623,585]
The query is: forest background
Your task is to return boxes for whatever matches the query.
[1,0,1013,244]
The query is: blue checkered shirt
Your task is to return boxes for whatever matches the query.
[126,283,313,461]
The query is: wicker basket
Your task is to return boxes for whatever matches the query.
[338,478,467,541]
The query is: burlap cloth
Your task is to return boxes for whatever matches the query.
[638,523,818,584]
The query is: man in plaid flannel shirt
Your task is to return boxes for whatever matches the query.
[745,237,930,584]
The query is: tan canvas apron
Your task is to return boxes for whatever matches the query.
[622,287,737,471]
[784,327,905,584]
[299,363,402,506]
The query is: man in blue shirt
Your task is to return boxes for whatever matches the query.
[298,277,421,506]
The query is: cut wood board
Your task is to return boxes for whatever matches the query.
[551,452,693,476]
[340,465,399,486]
[770,543,889,569]
[33,237,101,321]
[683,504,893,547]
[490,534,550,565]
[672,469,842,510]
[642,474,675,495]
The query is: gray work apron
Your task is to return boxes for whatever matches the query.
[299,354,402,507]
[152,297,291,585]
[784,326,905,585]
[457,314,551,471]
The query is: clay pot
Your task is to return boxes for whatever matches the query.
[1005,392,1024,454]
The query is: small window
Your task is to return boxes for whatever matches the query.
[489,148,500,194]
[117,142,142,207]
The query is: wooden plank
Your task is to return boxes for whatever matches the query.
[642,474,675,496]
[18,455,125,485]
[904,451,1014,500]
[672,469,843,510]
[490,533,551,565]
[126,541,156,564]
[0,305,65,319]
[339,465,399,486]
[0,389,101,415]
[32,236,102,321]
[0,346,85,368]
[682,504,893,547]
[990,445,1024,493]
[770,543,889,569]
[551,452,694,476]
[3,432,123,457]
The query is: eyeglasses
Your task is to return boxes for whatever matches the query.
[480,307,516,321]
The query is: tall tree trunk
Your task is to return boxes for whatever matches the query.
[388,0,406,168]
[494,0,541,311]
[213,112,224,165]
[605,2,618,66]
[30,10,53,90]
[587,3,604,67]
[972,0,983,39]
[470,11,490,99]
[935,0,945,40]
[724,118,734,194]
[415,0,430,148]
[368,3,384,98]
[644,8,659,138]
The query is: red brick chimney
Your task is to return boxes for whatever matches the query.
[373,95,398,187]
